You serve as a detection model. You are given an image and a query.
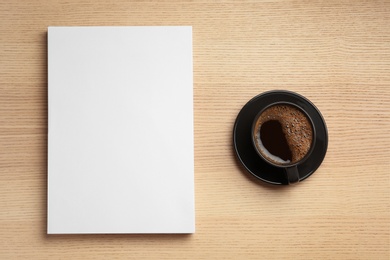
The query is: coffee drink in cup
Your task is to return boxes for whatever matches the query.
[252,103,314,165]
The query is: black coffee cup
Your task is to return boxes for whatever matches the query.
[251,101,316,184]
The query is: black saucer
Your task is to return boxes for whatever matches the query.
[233,90,328,185]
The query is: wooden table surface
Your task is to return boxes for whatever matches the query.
[1,1,389,259]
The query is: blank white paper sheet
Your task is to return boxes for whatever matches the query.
[48,26,194,234]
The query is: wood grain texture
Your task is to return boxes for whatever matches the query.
[1,0,389,259]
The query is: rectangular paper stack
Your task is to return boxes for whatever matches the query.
[47,26,194,234]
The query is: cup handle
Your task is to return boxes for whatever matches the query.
[285,165,300,184]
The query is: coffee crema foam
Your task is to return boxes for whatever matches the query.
[254,104,313,165]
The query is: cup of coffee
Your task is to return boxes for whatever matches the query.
[251,102,316,184]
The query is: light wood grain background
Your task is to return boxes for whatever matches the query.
[1,0,389,259]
